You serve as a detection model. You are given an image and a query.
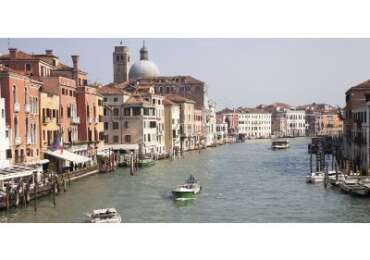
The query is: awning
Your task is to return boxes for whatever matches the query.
[44,149,91,164]
[103,144,139,151]
[0,166,36,181]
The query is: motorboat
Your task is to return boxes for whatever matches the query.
[88,208,122,223]
[271,139,289,150]
[172,175,201,200]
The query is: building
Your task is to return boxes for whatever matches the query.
[0,86,10,167]
[39,84,60,151]
[128,43,160,81]
[272,108,306,137]
[216,122,228,144]
[237,108,272,139]
[205,100,217,146]
[216,108,239,137]
[317,111,343,136]
[121,92,163,157]
[343,80,370,170]
[163,98,181,153]
[75,85,102,160]
[351,104,369,174]
[113,45,130,83]
[0,66,42,164]
[95,93,105,149]
[166,94,196,151]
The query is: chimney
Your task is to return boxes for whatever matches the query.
[45,49,53,56]
[9,48,17,58]
[71,55,79,72]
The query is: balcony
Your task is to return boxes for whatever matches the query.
[71,116,80,124]
[14,103,20,112]
[15,136,21,145]
[25,103,31,113]
[43,117,51,124]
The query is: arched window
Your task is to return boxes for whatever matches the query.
[13,85,16,104]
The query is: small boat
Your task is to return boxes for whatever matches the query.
[172,175,202,200]
[339,181,370,196]
[88,208,122,223]
[271,139,289,149]
[306,170,344,184]
[139,158,155,167]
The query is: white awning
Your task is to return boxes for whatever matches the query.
[44,149,91,164]
[103,144,139,151]
[0,166,36,181]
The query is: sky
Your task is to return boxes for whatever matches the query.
[1,38,370,109]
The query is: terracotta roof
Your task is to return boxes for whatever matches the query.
[165,94,195,104]
[124,95,151,106]
[97,85,127,95]
[346,79,370,93]
[163,98,176,105]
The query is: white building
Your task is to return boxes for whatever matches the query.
[272,108,306,137]
[216,122,228,144]
[205,100,217,146]
[237,109,272,139]
[0,93,10,167]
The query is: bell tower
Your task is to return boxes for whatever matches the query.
[113,43,130,83]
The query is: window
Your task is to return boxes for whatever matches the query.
[133,107,141,116]
[69,90,73,96]
[6,149,12,159]
[144,108,149,116]
[113,136,119,143]
[125,135,131,143]
[113,108,119,116]
[124,108,130,116]
[1,109,4,118]
[150,121,156,128]
[104,122,109,130]
[25,63,32,72]
[113,122,119,129]
[104,97,107,102]
[124,121,129,128]
[113,97,118,102]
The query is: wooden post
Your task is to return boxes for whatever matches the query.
[52,174,56,208]
[310,152,313,173]
[34,172,38,212]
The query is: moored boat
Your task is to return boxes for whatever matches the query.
[172,175,201,200]
[139,158,155,167]
[88,208,122,223]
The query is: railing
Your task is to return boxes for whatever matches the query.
[25,103,31,113]
[14,103,20,112]
[15,136,21,145]
[71,116,80,124]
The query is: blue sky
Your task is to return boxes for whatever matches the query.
[1,38,370,108]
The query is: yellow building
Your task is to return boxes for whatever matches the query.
[163,98,181,153]
[39,89,60,151]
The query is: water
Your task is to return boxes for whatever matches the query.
[1,137,370,223]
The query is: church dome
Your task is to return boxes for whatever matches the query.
[129,60,160,80]
[128,42,160,80]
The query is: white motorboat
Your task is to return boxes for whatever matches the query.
[306,170,344,184]
[271,139,289,150]
[89,208,122,223]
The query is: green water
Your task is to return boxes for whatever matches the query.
[1,137,370,223]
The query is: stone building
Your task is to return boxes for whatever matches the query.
[236,108,271,139]
[97,85,131,144]
[166,94,196,151]
[163,98,181,153]
[205,100,217,146]
[272,108,306,137]
[113,45,130,83]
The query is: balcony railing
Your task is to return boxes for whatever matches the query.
[25,103,31,113]
[71,116,80,124]
[15,136,21,145]
[14,103,20,112]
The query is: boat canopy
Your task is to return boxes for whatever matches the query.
[0,166,36,181]
[44,149,91,164]
[103,144,139,151]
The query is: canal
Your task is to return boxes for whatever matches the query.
[1,137,370,223]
